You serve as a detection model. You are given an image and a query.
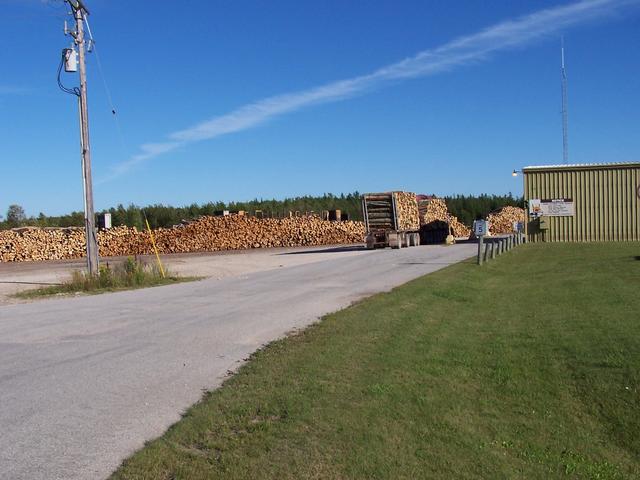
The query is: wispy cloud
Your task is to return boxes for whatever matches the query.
[99,142,182,183]
[105,0,639,181]
[0,85,29,95]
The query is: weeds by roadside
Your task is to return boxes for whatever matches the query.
[14,257,199,299]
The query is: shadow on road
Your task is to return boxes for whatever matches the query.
[277,245,367,255]
[397,262,459,265]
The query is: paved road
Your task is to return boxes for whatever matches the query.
[0,244,475,480]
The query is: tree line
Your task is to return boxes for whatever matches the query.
[444,193,523,226]
[1,192,523,230]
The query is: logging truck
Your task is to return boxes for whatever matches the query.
[362,192,421,249]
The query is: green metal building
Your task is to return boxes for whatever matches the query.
[523,162,640,242]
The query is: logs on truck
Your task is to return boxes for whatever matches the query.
[362,192,421,249]
[0,215,365,262]
[417,196,471,238]
[392,192,421,231]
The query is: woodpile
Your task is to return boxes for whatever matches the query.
[417,197,471,237]
[0,215,365,263]
[392,192,420,231]
[486,206,526,234]
[0,227,87,262]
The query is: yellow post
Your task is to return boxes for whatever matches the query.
[144,216,166,278]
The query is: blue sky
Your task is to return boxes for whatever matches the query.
[1,0,639,216]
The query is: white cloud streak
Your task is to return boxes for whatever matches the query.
[105,0,639,181]
[0,85,29,95]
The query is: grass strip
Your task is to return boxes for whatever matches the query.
[112,243,640,479]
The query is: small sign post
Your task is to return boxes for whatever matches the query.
[474,220,488,265]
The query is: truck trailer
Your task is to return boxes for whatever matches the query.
[362,192,421,249]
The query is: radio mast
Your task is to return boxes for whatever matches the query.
[561,37,569,164]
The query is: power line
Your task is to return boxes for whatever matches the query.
[83,16,131,158]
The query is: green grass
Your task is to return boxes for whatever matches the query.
[111,243,640,479]
[15,257,199,299]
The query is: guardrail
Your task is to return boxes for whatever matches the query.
[477,233,526,265]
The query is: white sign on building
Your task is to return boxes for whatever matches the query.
[529,198,574,217]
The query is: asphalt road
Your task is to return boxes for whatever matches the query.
[0,244,475,480]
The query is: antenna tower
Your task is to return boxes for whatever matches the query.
[561,37,569,164]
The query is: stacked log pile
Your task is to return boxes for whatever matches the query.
[0,227,86,262]
[392,192,420,231]
[486,206,526,234]
[0,216,365,262]
[417,197,471,237]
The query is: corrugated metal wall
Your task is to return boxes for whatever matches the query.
[524,165,640,242]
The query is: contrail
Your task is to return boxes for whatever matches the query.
[0,85,28,95]
[102,0,639,182]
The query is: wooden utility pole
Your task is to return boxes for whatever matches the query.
[65,0,99,275]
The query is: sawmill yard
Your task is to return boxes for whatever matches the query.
[3,0,639,478]
[110,242,640,480]
[0,199,524,263]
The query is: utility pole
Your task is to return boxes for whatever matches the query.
[561,36,569,165]
[63,0,99,275]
